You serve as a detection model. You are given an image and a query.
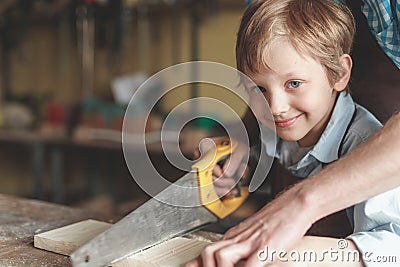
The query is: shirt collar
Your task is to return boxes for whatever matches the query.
[310,92,355,163]
[262,92,356,164]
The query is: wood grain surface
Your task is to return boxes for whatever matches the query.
[0,194,110,266]
[33,219,221,266]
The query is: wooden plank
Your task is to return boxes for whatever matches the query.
[34,219,111,256]
[115,237,211,267]
[33,219,220,266]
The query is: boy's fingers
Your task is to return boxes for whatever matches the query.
[213,175,235,187]
[223,143,248,177]
[193,150,200,160]
[237,163,251,184]
[217,188,238,199]
[198,137,217,155]
[222,189,239,199]
[212,165,223,178]
[222,153,241,177]
[213,177,237,198]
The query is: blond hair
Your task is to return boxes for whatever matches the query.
[236,0,355,86]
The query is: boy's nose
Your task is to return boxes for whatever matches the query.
[268,91,290,116]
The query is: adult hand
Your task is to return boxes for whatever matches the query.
[186,181,317,266]
[193,137,250,198]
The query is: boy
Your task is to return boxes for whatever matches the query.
[187,0,400,266]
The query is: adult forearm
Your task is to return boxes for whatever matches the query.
[298,112,400,222]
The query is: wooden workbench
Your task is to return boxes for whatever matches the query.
[0,194,111,266]
[0,194,226,266]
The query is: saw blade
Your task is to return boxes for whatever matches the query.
[70,172,217,267]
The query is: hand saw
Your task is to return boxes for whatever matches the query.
[70,138,249,267]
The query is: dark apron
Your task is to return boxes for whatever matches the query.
[271,161,353,238]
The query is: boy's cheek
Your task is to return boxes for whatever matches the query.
[249,101,264,119]
[261,119,275,131]
[249,101,275,130]
[249,97,268,112]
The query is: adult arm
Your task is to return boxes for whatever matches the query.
[186,112,400,267]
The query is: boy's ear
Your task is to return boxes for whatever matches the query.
[333,54,352,92]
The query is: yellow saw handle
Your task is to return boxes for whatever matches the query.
[192,138,249,219]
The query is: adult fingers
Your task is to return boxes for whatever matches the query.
[213,229,268,267]
[221,219,265,246]
[223,214,264,240]
[214,241,260,267]
[199,240,236,267]
[185,256,202,267]
[195,238,259,267]
[243,250,269,267]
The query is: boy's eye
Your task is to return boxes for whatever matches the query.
[287,81,301,89]
[253,86,266,93]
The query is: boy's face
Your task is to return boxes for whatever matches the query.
[246,40,343,147]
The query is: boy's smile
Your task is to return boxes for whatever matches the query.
[274,113,303,128]
[246,39,348,147]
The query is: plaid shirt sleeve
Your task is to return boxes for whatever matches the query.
[361,0,400,68]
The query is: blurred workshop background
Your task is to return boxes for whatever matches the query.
[0,0,398,223]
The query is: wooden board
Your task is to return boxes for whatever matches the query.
[34,219,111,256]
[115,237,212,267]
[34,219,220,266]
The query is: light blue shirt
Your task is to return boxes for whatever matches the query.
[261,92,400,266]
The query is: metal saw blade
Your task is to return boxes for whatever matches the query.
[70,172,217,267]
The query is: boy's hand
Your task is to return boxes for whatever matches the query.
[193,137,249,198]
